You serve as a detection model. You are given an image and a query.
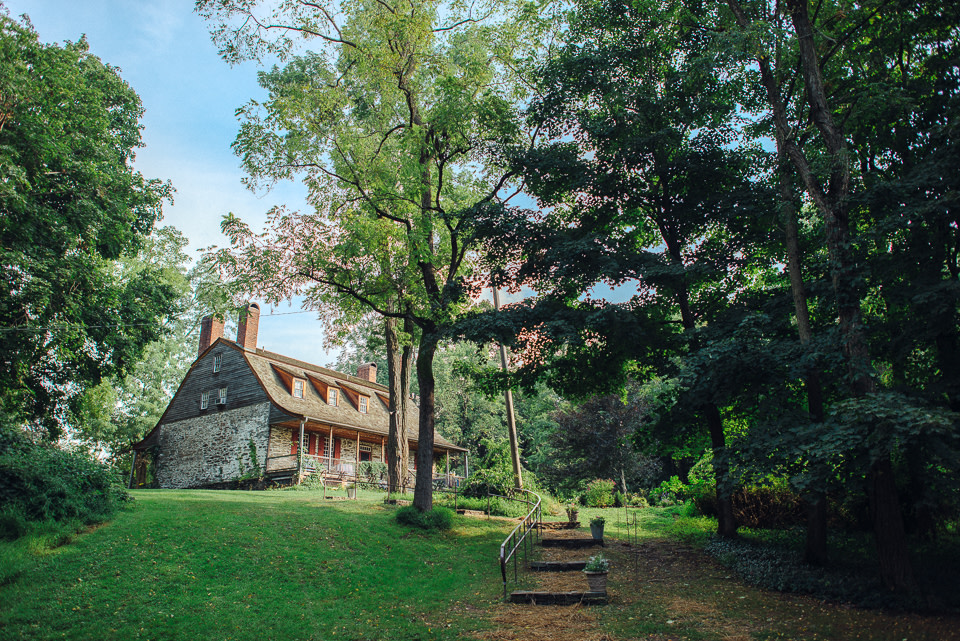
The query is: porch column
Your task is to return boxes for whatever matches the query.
[297,418,306,481]
[328,424,334,470]
[356,432,360,465]
[380,437,384,462]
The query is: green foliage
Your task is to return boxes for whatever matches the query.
[356,461,388,486]
[589,516,605,527]
[0,431,130,532]
[650,476,687,507]
[582,479,616,508]
[0,14,175,436]
[395,505,454,531]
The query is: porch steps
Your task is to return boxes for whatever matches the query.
[540,537,603,549]
[529,560,587,572]
[508,590,608,605]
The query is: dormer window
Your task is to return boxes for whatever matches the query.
[293,378,305,398]
[218,387,228,405]
[328,388,338,406]
[201,391,210,410]
[359,396,368,413]
[213,354,222,373]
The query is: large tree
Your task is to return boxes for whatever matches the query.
[468,0,773,537]
[0,12,176,436]
[199,0,545,510]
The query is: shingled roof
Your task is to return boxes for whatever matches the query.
[239,342,465,452]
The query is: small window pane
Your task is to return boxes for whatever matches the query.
[294,379,304,398]
[201,391,209,410]
[359,396,368,413]
[328,389,338,406]
[213,354,222,373]
[218,387,227,404]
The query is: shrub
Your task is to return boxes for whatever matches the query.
[395,505,454,530]
[688,480,806,529]
[0,506,28,541]
[583,479,616,507]
[650,475,686,506]
[0,431,130,533]
[460,466,514,498]
[356,461,387,486]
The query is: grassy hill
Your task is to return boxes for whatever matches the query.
[0,490,512,641]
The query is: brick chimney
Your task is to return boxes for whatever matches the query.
[237,302,261,351]
[198,315,225,358]
[357,362,377,383]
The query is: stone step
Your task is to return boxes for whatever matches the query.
[540,537,603,549]
[509,590,608,605]
[529,560,587,572]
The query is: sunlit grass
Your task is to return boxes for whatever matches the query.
[0,489,513,640]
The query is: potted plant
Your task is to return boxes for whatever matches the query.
[346,483,357,499]
[565,500,580,524]
[590,515,605,541]
[583,553,610,593]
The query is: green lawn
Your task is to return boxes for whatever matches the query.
[0,489,513,641]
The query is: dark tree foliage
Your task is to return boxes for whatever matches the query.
[465,0,775,537]
[543,382,660,494]
[0,14,175,436]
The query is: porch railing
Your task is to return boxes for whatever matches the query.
[497,488,542,599]
[265,454,465,489]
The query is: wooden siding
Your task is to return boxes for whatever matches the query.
[162,342,270,424]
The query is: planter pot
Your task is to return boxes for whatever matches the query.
[584,571,608,593]
[347,487,357,499]
[590,523,604,540]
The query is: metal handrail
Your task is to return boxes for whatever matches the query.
[497,488,542,599]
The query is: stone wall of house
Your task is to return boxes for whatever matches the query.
[266,426,296,472]
[339,438,357,463]
[155,402,272,488]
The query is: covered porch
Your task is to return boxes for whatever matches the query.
[264,418,467,488]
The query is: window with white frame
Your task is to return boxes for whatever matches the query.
[218,387,228,404]
[213,354,222,373]
[328,388,338,406]
[293,378,305,398]
[359,396,368,413]
[201,391,210,410]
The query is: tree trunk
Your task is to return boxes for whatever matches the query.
[780,165,829,565]
[385,311,407,494]
[400,316,415,489]
[705,404,738,538]
[493,286,523,490]
[413,327,440,512]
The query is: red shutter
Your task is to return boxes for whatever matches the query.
[334,438,341,462]
[290,429,298,455]
[307,433,315,455]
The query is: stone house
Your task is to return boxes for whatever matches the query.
[131,303,466,489]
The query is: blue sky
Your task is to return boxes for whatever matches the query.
[4,0,336,363]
